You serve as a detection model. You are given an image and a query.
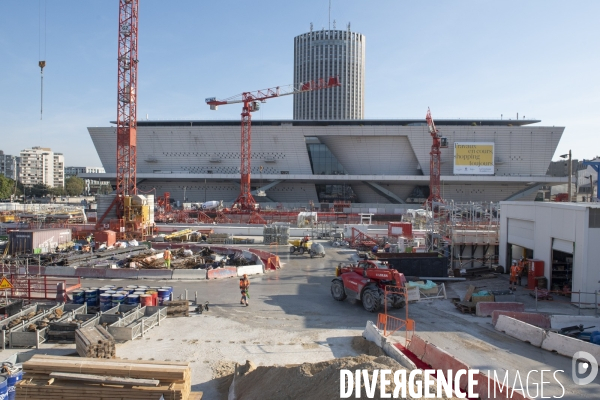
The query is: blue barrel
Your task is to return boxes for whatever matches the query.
[161,286,173,294]
[72,290,85,305]
[98,287,108,294]
[111,293,126,307]
[137,285,149,291]
[85,290,99,307]
[105,285,116,289]
[6,369,22,400]
[104,290,116,296]
[157,289,170,306]
[133,291,146,297]
[149,286,161,291]
[0,375,7,400]
[100,294,112,312]
[126,294,140,305]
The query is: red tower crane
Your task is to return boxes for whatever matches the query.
[425,108,446,206]
[98,0,139,231]
[115,0,139,214]
[206,76,340,211]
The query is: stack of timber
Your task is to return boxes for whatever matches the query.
[164,300,190,317]
[16,354,199,399]
[75,325,116,358]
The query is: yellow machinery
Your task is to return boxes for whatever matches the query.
[122,195,152,240]
[288,239,312,255]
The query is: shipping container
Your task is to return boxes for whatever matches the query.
[9,229,72,255]
[94,230,116,249]
[376,252,449,278]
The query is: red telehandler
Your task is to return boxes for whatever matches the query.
[331,260,407,312]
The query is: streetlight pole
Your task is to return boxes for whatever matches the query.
[568,150,572,202]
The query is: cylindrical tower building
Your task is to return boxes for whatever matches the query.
[293,25,365,120]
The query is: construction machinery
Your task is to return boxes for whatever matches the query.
[331,260,407,312]
[96,0,148,240]
[288,239,312,255]
[205,77,340,211]
[425,108,447,206]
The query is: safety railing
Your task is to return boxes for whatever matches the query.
[8,275,81,300]
[376,285,415,345]
[533,287,600,315]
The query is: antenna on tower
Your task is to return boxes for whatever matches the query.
[347,22,351,32]
[333,20,336,29]
[310,22,313,32]
[328,0,331,30]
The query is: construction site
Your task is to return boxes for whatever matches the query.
[1,1,599,399]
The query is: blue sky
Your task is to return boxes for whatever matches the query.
[1,0,598,167]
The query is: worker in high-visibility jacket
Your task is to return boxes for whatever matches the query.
[239,274,250,306]
[509,260,523,291]
[163,247,172,269]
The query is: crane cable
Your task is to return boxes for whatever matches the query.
[39,0,47,120]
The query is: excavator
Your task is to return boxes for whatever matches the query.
[331,259,406,313]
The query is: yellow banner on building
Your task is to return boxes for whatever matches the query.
[454,142,495,175]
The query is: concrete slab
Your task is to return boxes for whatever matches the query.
[104,269,139,279]
[491,311,551,329]
[137,270,173,280]
[45,266,76,277]
[206,267,237,280]
[476,302,525,317]
[495,315,546,347]
[171,270,207,280]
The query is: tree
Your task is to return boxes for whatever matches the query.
[28,183,51,197]
[0,175,17,199]
[97,184,113,195]
[65,176,85,196]
[51,186,66,197]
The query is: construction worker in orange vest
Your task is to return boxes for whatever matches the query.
[163,247,172,269]
[239,274,250,306]
[509,260,523,291]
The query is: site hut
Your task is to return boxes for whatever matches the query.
[499,201,600,306]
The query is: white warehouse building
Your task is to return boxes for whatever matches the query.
[84,118,565,207]
[499,202,600,305]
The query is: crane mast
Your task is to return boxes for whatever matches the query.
[426,108,443,205]
[116,0,139,216]
[206,77,340,211]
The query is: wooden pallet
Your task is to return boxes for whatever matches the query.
[455,301,476,314]
[17,355,192,400]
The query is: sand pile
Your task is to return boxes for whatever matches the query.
[212,360,236,400]
[230,354,458,400]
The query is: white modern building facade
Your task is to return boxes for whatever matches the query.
[85,119,566,207]
[18,147,64,188]
[293,26,365,120]
[0,150,18,181]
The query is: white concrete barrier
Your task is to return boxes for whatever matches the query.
[45,266,76,276]
[363,321,385,347]
[549,315,600,330]
[362,321,416,370]
[541,331,600,360]
[171,270,207,280]
[237,264,264,277]
[495,315,545,347]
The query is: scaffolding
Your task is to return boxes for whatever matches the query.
[426,201,500,271]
